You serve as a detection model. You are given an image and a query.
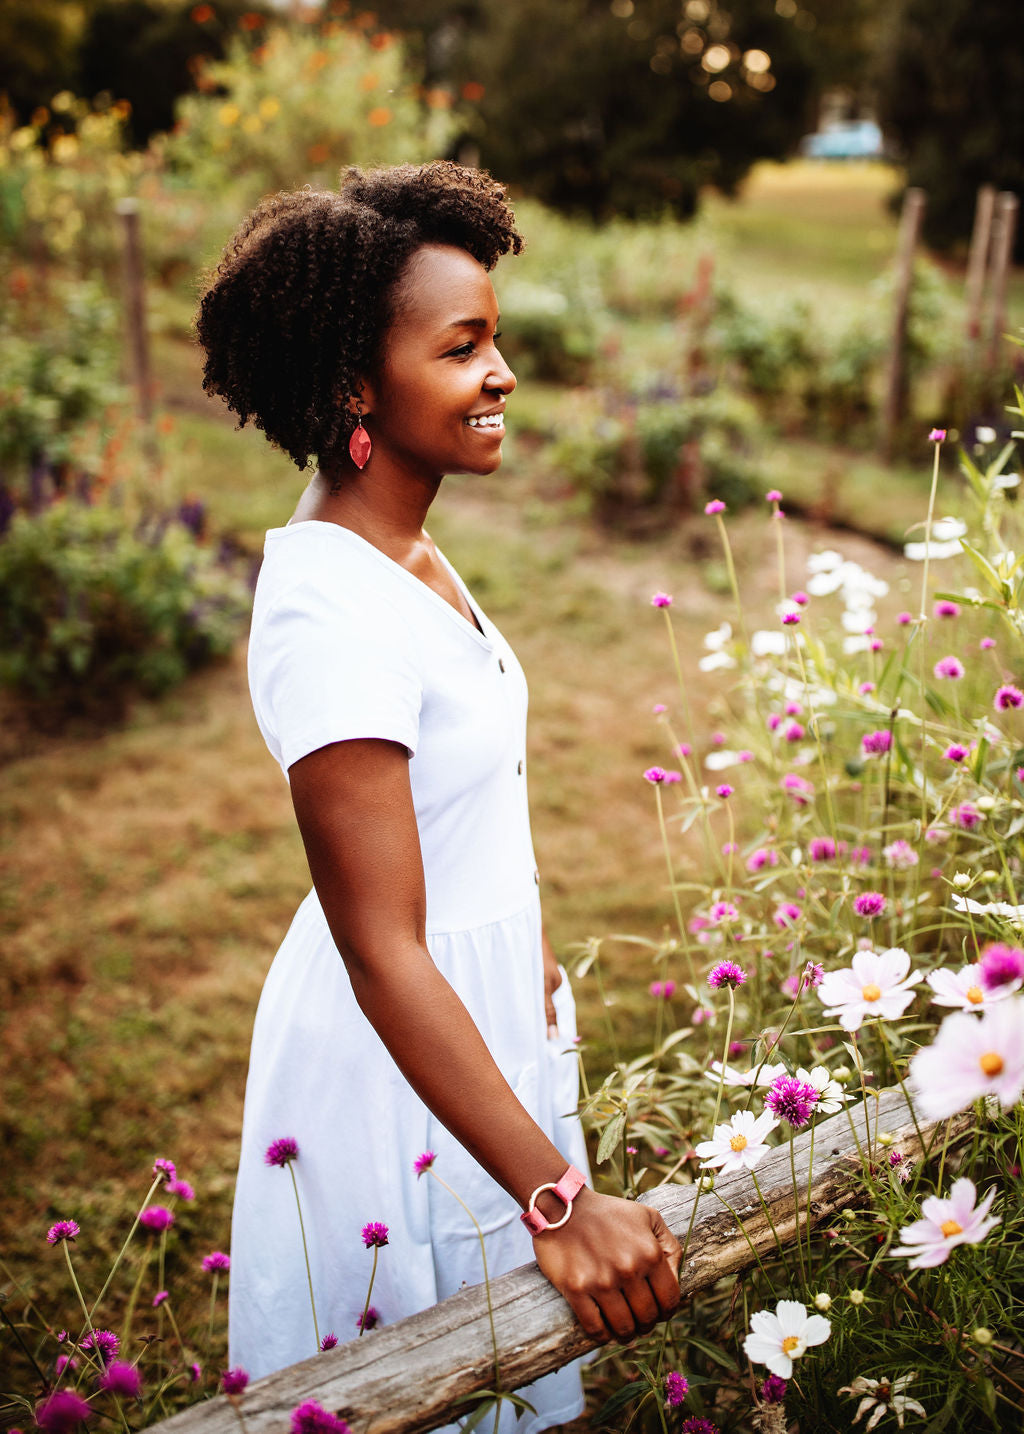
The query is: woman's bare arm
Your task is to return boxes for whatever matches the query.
[288,736,681,1341]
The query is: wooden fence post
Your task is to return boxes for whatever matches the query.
[115,197,156,453]
[144,1087,974,1434]
[881,187,926,461]
[964,183,996,344]
[987,191,1020,373]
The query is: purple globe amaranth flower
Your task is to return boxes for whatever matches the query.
[981,636,996,649]
[36,1391,93,1432]
[221,1368,249,1396]
[664,1371,689,1407]
[290,1400,351,1434]
[361,1222,389,1249]
[99,1362,142,1400]
[995,684,1024,710]
[46,1220,80,1245]
[650,592,673,608]
[649,979,677,999]
[81,1331,119,1367]
[139,1206,174,1233]
[55,1355,79,1377]
[189,1363,202,1384]
[781,772,814,803]
[854,892,887,918]
[933,655,965,680]
[152,1159,176,1183]
[152,1291,168,1308]
[774,903,802,928]
[709,900,739,924]
[356,1307,380,1331]
[765,1075,820,1129]
[928,427,947,442]
[979,943,1024,991]
[414,1151,436,1177]
[760,1374,787,1404]
[716,784,733,799]
[953,802,981,829]
[704,498,726,515]
[746,847,778,872]
[643,766,667,784]
[708,961,747,990]
[944,743,969,762]
[861,729,892,755]
[202,1251,230,1272]
[165,1179,194,1201]
[783,720,804,741]
[781,612,800,626]
[809,836,839,861]
[319,1333,338,1351]
[265,1137,299,1167]
[804,962,825,989]
[766,489,782,502]
[679,1419,720,1434]
[934,600,960,618]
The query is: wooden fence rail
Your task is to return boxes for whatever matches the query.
[151,1088,970,1434]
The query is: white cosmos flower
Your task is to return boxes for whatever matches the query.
[703,1059,787,1089]
[891,1177,1000,1269]
[904,517,967,562]
[806,549,844,574]
[926,962,1021,1011]
[694,1109,778,1174]
[751,629,787,657]
[743,1299,831,1379]
[795,1064,848,1114]
[910,997,1024,1118]
[838,1372,926,1429]
[951,893,1024,927]
[818,948,922,1032]
[699,621,735,672]
[704,750,743,770]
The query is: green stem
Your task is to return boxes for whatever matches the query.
[358,1246,379,1340]
[207,1271,220,1353]
[710,986,737,1136]
[288,1162,320,1353]
[428,1169,501,1392]
[89,1173,163,1320]
[62,1241,96,1348]
[654,784,687,947]
[788,1134,807,1291]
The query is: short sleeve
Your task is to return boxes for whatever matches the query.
[250,576,423,773]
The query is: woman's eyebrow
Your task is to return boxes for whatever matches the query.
[443,316,500,332]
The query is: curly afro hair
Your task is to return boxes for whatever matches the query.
[195,161,523,470]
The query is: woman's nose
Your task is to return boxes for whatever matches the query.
[488,351,516,394]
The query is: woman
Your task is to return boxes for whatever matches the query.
[196,161,681,1428]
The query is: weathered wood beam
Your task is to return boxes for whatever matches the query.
[151,1088,971,1434]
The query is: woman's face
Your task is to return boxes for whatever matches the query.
[363,244,516,481]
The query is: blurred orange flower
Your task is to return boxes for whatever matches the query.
[359,72,378,91]
[369,32,393,49]
[461,81,485,102]
[367,107,392,126]
[239,11,264,29]
[308,50,329,72]
[308,142,330,163]
[191,3,215,22]
[425,88,452,110]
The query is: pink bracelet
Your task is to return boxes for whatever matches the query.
[521,1164,587,1235]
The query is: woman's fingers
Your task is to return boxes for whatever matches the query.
[645,1207,683,1312]
[593,1289,641,1343]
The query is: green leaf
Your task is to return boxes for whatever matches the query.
[976,1375,997,1421]
[596,1110,627,1164]
[684,1334,739,1371]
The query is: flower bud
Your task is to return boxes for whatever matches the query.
[973,1327,993,1346]
[976,796,997,813]
[813,1292,832,1312]
[952,871,972,890]
[848,1289,866,1305]
[832,1065,851,1082]
[877,1130,895,1147]
[980,868,999,882]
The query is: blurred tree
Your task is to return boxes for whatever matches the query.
[875,0,1024,257]
[372,0,818,219]
[0,1,80,119]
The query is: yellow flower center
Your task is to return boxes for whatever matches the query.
[861,983,882,1002]
[941,1219,963,1238]
[979,1051,1004,1076]
[966,985,984,1004]
[781,1336,801,1354]
[730,1134,748,1152]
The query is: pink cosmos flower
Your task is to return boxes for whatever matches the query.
[995,684,1024,710]
[704,499,726,514]
[853,892,887,918]
[818,947,921,1031]
[265,1137,299,1167]
[926,962,1017,1011]
[651,593,673,608]
[891,1177,999,1268]
[664,1372,689,1407]
[414,1151,436,1176]
[934,600,960,618]
[46,1220,80,1245]
[99,1363,142,1400]
[910,999,1024,1117]
[933,656,965,680]
[883,840,918,871]
[861,729,892,756]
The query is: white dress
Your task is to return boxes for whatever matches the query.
[229,521,589,1431]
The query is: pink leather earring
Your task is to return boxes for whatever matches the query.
[348,412,372,470]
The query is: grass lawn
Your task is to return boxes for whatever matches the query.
[0,159,1014,1392]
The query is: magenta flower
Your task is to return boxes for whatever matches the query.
[190,1363,201,1383]
[928,428,947,442]
[290,1399,351,1434]
[850,844,872,864]
[356,1307,380,1331]
[46,1220,80,1245]
[760,1374,787,1404]
[704,498,726,514]
[152,1291,168,1308]
[679,1419,720,1434]
[264,1137,299,1167]
[944,743,968,762]
[995,684,1024,710]
[738,749,754,762]
[933,656,964,680]
[649,980,677,998]
[854,892,886,918]
[643,766,667,784]
[711,730,726,746]
[892,1178,999,1268]
[99,1363,142,1400]
[934,600,960,618]
[897,611,912,625]
[221,1368,249,1396]
[35,1391,93,1432]
[320,1333,338,1351]
[783,721,804,742]
[710,900,739,924]
[152,1159,176,1182]
[781,772,814,804]
[55,1355,78,1377]
[768,712,782,731]
[861,730,892,756]
[652,702,667,714]
[952,801,981,829]
[804,962,825,989]
[809,836,839,861]
[708,961,747,990]
[766,489,782,502]
[361,1222,389,1249]
[774,903,801,928]
[166,1179,195,1201]
[664,1372,689,1407]
[414,1151,436,1177]
[651,592,673,608]
[716,784,733,799]
[782,612,800,626]
[663,769,682,784]
[980,943,1024,991]
[746,847,778,872]
[858,680,875,694]
[981,636,996,649]
[139,1206,174,1233]
[676,741,692,757]
[791,590,809,606]
[202,1251,230,1272]
[765,1075,820,1129]
[883,839,918,871]
[81,1331,119,1367]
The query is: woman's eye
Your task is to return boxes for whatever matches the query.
[449,343,474,358]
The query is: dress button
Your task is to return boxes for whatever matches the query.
[498,657,506,672]
[517,759,524,774]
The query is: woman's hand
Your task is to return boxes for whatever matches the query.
[542,928,563,1036]
[531,1188,682,1342]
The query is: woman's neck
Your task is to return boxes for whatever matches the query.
[291,466,442,561]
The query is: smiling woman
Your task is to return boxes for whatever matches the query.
[195,163,681,1427]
